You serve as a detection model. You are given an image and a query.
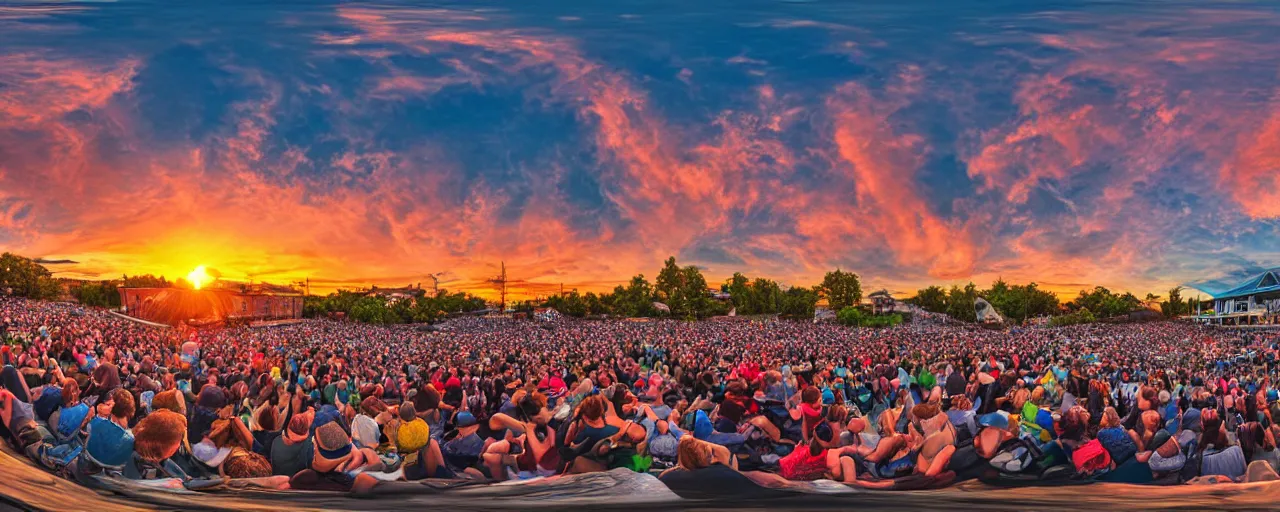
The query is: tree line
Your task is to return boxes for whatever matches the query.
[909,279,1202,324]
[1,251,1212,326]
[909,280,1066,323]
[541,258,863,321]
[909,281,1146,323]
[66,275,175,308]
[302,289,488,324]
[0,253,62,301]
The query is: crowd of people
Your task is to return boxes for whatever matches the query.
[2,295,1279,499]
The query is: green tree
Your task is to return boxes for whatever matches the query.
[548,291,589,317]
[727,273,753,314]
[72,280,121,308]
[0,253,61,300]
[511,300,536,314]
[1067,286,1141,318]
[779,286,820,319]
[121,274,170,288]
[1015,283,1060,321]
[303,287,488,324]
[945,283,979,322]
[820,269,863,311]
[910,286,949,314]
[1161,286,1186,317]
[837,307,902,327]
[583,292,607,316]
[1049,307,1096,326]
[751,277,783,315]
[983,280,1059,323]
[611,275,655,317]
[654,257,714,319]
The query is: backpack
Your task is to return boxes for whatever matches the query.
[1071,439,1112,474]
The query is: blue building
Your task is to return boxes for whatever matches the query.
[1200,268,1280,325]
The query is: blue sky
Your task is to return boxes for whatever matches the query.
[0,0,1277,299]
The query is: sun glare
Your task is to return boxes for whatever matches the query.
[187,265,211,290]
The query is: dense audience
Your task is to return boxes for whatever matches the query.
[1,295,1278,497]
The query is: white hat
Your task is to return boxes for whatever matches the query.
[192,439,231,467]
[351,414,380,449]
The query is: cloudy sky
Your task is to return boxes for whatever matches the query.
[1,0,1277,299]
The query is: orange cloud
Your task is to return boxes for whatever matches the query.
[4,4,1279,305]
[331,6,806,281]
[1222,105,1280,219]
[823,81,977,279]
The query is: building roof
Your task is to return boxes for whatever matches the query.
[1214,268,1280,300]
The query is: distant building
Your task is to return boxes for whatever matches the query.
[119,282,302,328]
[813,307,836,323]
[868,290,926,316]
[366,284,427,303]
[1199,268,1280,325]
[533,307,562,322]
[869,290,896,315]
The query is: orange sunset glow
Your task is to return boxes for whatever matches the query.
[1,3,1278,302]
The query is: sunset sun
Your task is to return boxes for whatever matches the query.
[187,265,211,290]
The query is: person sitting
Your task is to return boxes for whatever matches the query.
[270,409,314,477]
[398,402,454,481]
[292,412,379,491]
[441,411,488,478]
[1137,429,1186,479]
[775,422,862,483]
[74,409,135,480]
[126,409,190,480]
[1239,421,1280,472]
[1097,407,1140,465]
[249,390,288,456]
[660,435,737,477]
[563,394,646,474]
[1,387,48,460]
[1198,408,1246,480]
[911,403,956,477]
[47,379,90,446]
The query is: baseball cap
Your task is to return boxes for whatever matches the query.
[977,411,1010,430]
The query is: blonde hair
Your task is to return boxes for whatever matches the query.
[1100,407,1122,429]
[677,436,713,471]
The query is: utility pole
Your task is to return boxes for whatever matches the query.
[488,262,508,312]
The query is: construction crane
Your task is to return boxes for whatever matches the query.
[425,272,445,295]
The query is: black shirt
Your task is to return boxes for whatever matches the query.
[269,436,314,477]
